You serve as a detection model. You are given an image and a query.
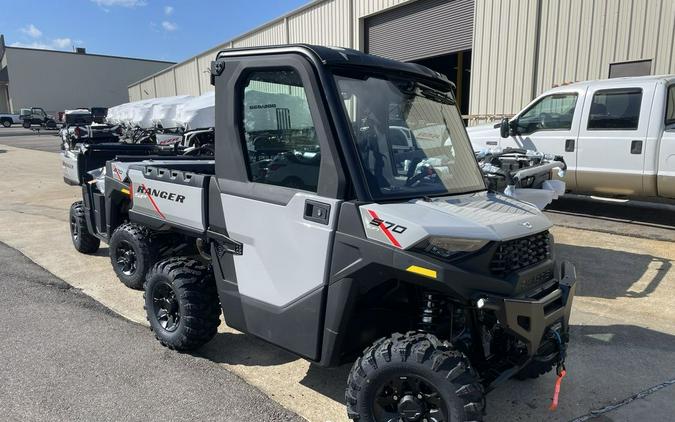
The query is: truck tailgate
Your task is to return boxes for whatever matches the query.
[127,165,211,233]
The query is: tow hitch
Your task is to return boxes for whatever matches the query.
[549,328,568,411]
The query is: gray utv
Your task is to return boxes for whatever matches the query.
[66,45,576,421]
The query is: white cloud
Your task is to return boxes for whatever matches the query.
[11,41,51,50]
[164,6,173,15]
[91,0,147,8]
[53,38,72,49]
[11,38,77,51]
[20,24,42,38]
[161,21,177,31]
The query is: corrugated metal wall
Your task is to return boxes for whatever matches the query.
[233,21,286,47]
[128,84,141,102]
[129,0,675,123]
[154,70,176,97]
[128,0,397,100]
[174,60,200,96]
[469,0,540,120]
[535,0,675,93]
[470,0,675,119]
[288,0,352,46]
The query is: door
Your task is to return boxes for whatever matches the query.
[211,59,343,360]
[576,84,655,195]
[503,90,584,189]
[658,84,675,198]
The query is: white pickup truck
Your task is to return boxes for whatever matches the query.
[468,75,675,199]
[0,113,22,127]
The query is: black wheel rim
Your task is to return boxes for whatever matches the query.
[152,281,180,332]
[70,215,79,241]
[373,374,448,422]
[115,240,137,276]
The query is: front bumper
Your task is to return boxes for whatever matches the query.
[486,261,576,356]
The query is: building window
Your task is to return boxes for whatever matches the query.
[240,69,321,192]
[608,60,652,79]
[587,88,642,130]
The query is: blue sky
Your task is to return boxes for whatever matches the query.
[0,0,310,62]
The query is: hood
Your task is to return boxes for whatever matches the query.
[358,191,551,250]
[466,122,500,136]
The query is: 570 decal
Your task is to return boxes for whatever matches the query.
[369,217,407,234]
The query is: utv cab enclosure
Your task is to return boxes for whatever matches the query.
[68,45,576,422]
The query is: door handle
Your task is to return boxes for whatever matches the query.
[630,140,643,154]
[565,139,575,152]
[304,200,330,225]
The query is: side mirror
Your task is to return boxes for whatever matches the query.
[499,118,510,138]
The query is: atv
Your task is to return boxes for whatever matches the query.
[65,44,576,421]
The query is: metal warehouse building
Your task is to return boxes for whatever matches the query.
[0,35,174,114]
[129,0,675,122]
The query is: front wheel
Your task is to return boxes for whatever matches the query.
[346,332,484,422]
[22,121,31,129]
[144,258,221,351]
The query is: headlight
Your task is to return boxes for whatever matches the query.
[419,237,488,260]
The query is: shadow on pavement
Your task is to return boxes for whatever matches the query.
[547,196,675,229]
[556,244,671,299]
[574,323,675,353]
[300,363,351,404]
[198,331,299,367]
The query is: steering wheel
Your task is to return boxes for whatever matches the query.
[405,164,436,187]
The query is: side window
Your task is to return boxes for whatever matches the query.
[517,93,578,134]
[666,85,675,130]
[241,69,321,192]
[587,88,642,130]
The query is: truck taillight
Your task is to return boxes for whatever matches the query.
[74,127,81,138]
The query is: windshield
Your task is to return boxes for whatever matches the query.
[335,73,485,200]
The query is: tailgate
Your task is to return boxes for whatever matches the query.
[127,166,209,232]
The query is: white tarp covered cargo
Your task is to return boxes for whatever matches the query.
[106,87,312,132]
[150,95,194,128]
[174,92,215,130]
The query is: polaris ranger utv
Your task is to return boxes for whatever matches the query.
[67,45,576,421]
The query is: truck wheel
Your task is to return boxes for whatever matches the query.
[109,223,157,290]
[22,121,31,129]
[144,257,221,351]
[346,332,484,422]
[1,119,11,128]
[69,201,100,254]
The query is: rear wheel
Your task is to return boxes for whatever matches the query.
[144,257,221,350]
[109,223,157,289]
[346,332,484,422]
[69,201,100,254]
[1,119,11,128]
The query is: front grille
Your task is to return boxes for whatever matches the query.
[490,231,551,277]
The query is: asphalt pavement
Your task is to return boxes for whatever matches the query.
[1,135,674,421]
[0,241,301,422]
[0,126,62,152]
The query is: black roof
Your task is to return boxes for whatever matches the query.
[216,44,453,91]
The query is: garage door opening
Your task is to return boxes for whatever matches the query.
[413,50,471,117]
